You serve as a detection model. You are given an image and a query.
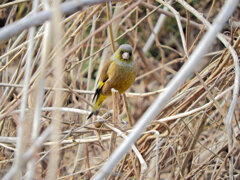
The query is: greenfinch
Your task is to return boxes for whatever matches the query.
[88,44,137,119]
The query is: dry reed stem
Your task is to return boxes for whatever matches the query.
[46,1,64,180]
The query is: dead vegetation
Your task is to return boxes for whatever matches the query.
[0,0,239,179]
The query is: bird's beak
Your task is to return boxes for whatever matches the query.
[122,52,129,60]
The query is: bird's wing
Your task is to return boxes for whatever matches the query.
[92,60,112,102]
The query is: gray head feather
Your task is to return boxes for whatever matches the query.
[119,44,133,52]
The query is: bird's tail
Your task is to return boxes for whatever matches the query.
[87,94,107,119]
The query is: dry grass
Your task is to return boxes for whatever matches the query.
[0,0,239,179]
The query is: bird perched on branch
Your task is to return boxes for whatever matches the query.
[88,44,137,119]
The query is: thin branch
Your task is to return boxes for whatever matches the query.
[10,0,38,178]
[0,0,30,9]
[143,1,171,53]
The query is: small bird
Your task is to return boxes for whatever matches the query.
[88,44,137,119]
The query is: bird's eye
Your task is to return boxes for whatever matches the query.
[120,50,123,55]
[129,52,132,57]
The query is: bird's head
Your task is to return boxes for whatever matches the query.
[112,44,134,64]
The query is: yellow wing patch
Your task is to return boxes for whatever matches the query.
[88,81,107,119]
[92,81,105,102]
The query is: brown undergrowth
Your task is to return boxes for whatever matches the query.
[0,0,239,179]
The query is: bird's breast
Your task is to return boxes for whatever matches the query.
[110,63,137,93]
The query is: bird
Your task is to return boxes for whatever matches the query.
[88,44,137,119]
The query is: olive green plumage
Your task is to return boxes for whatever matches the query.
[88,44,137,119]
